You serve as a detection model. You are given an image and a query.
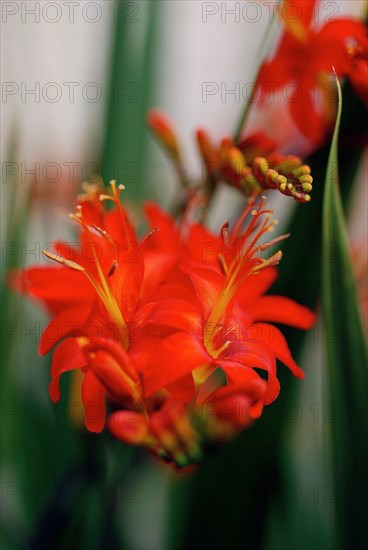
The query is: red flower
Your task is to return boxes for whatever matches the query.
[142,197,315,407]
[106,196,315,466]
[11,182,155,432]
[258,0,367,145]
[11,183,316,467]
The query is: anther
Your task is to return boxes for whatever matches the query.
[42,249,85,272]
[108,261,118,277]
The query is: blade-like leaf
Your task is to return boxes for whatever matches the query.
[102,1,159,201]
[322,77,368,549]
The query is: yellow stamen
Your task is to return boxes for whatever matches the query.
[42,250,85,272]
[78,208,129,347]
[203,197,287,357]
[252,250,283,274]
[43,250,124,338]
[48,202,130,347]
[218,254,228,276]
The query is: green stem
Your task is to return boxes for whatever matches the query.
[233,71,260,143]
[233,5,280,143]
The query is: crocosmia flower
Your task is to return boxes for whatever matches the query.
[12,182,315,467]
[258,0,368,145]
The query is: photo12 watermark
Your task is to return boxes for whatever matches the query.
[201,1,340,24]
[1,1,140,24]
[201,81,338,104]
[2,160,140,185]
[2,81,140,104]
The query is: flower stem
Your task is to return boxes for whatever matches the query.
[233,8,280,143]
[233,74,259,143]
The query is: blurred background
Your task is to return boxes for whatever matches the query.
[1,1,367,549]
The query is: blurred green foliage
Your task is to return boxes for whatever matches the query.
[101,1,158,200]
[322,79,368,550]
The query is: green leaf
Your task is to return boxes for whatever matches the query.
[322,77,368,549]
[101,1,159,201]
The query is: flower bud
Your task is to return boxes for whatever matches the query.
[147,110,181,162]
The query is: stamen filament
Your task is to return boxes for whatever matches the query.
[77,210,129,347]
[204,196,287,357]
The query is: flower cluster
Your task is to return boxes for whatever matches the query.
[13,181,315,467]
[258,0,367,146]
[147,2,367,206]
[196,130,314,203]
[148,113,314,205]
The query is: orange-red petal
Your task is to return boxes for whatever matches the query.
[149,299,203,333]
[143,332,211,397]
[235,267,278,308]
[81,369,106,433]
[39,305,91,355]
[255,323,305,378]
[247,295,316,329]
[223,343,280,404]
[87,350,137,404]
[49,338,87,402]
[188,268,225,320]
[107,410,149,445]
